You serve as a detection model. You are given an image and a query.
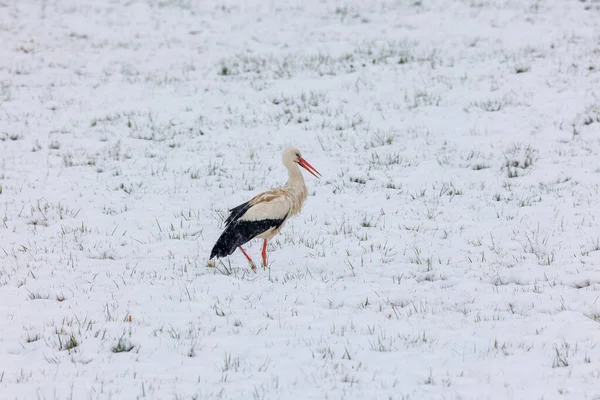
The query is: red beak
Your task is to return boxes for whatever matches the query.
[298,157,321,179]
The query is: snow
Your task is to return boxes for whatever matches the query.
[1,0,600,398]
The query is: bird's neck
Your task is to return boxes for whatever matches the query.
[286,163,305,187]
[285,163,308,216]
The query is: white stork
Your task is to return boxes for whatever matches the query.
[210,147,321,269]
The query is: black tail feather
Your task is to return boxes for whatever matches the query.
[210,218,285,259]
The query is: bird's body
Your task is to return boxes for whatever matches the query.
[210,147,320,269]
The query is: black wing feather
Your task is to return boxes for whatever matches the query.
[210,218,286,259]
[225,201,251,226]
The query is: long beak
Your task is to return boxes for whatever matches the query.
[298,157,321,179]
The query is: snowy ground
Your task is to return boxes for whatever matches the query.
[1,0,600,399]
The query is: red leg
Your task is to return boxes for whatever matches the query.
[239,246,256,270]
[261,239,268,268]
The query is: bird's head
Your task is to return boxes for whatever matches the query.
[283,147,321,178]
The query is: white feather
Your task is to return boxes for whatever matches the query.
[240,196,290,221]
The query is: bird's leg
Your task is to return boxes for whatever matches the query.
[261,239,268,268]
[239,246,256,270]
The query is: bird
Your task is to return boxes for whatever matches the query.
[210,147,321,270]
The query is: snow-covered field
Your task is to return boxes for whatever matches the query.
[2,0,600,398]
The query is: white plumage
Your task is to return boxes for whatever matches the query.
[240,196,290,222]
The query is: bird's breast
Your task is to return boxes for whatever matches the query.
[285,184,308,217]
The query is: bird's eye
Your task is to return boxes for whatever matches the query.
[295,153,300,158]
